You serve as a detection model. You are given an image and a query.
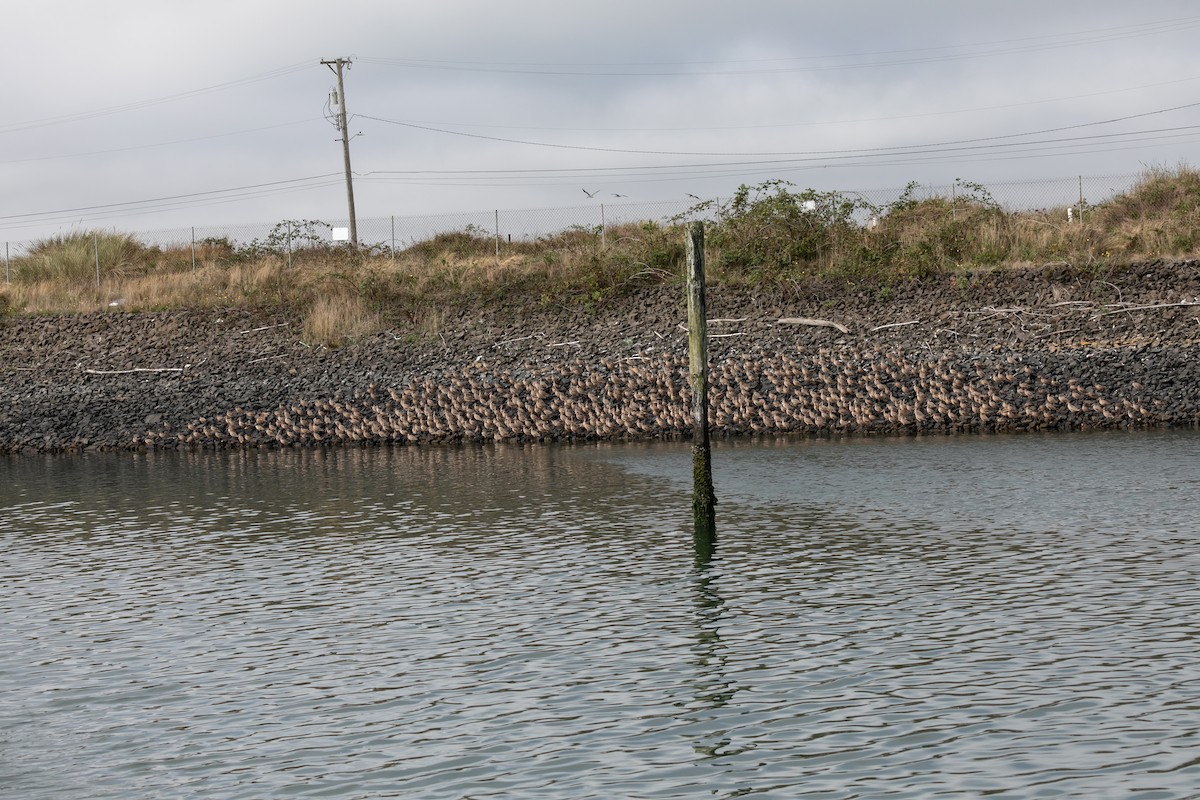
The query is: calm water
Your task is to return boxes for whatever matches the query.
[2,432,1199,799]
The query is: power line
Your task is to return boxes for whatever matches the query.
[358,14,1200,77]
[357,125,1200,188]
[0,62,316,136]
[368,14,1200,69]
[0,180,348,234]
[0,119,323,165]
[0,174,343,223]
[367,73,1200,134]
[357,99,1200,160]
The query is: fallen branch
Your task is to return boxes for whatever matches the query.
[1093,300,1200,317]
[238,322,290,335]
[870,319,921,332]
[675,321,748,337]
[247,355,285,364]
[967,306,1027,315]
[497,333,540,346]
[676,319,748,331]
[549,340,580,347]
[84,367,186,375]
[777,317,850,334]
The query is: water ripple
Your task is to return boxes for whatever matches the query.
[2,432,1199,798]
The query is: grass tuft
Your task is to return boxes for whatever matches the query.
[302,287,385,348]
[15,230,152,284]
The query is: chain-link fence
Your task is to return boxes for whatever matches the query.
[0,173,1148,277]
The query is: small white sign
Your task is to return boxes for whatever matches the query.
[331,227,350,242]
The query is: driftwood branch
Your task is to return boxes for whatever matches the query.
[1093,300,1200,317]
[84,367,186,375]
[777,317,850,334]
[492,333,540,345]
[677,317,747,332]
[870,319,921,332]
[237,322,290,335]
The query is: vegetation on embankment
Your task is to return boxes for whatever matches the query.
[4,166,1200,346]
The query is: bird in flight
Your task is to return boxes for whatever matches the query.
[612,193,627,198]
[687,193,701,200]
[582,188,598,198]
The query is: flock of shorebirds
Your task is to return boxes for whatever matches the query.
[145,346,1169,449]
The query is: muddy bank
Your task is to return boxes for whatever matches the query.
[2,261,1199,454]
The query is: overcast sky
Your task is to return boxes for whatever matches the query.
[4,1,1200,242]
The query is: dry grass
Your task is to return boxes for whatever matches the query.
[6,167,1200,342]
[302,288,385,347]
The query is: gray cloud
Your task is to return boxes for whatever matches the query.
[3,1,1199,240]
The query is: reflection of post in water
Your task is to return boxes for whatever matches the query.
[686,221,717,533]
[690,555,734,718]
[689,496,734,756]
[693,510,717,567]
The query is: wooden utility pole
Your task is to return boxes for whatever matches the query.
[322,57,358,247]
[686,222,717,529]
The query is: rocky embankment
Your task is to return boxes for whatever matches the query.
[2,262,1199,454]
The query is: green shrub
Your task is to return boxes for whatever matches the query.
[14,230,151,283]
[708,180,872,276]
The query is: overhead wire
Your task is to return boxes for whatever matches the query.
[357,121,1200,189]
[0,119,324,165]
[0,61,317,136]
[370,72,1200,134]
[359,14,1200,76]
[369,14,1200,68]
[0,173,343,229]
[357,99,1200,160]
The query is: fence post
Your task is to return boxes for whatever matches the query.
[686,221,716,527]
[600,203,606,249]
[494,209,501,261]
[94,233,100,290]
[391,215,396,263]
[191,227,196,274]
[5,242,9,284]
[1079,176,1085,224]
[287,221,293,269]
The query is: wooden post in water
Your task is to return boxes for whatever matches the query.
[686,221,717,530]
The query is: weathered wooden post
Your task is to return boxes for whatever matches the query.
[686,221,717,535]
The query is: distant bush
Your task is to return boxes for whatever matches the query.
[13,230,152,284]
[707,180,872,277]
[1089,165,1200,256]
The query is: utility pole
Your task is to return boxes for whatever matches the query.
[322,57,358,247]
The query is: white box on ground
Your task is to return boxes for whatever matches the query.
[332,227,349,242]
